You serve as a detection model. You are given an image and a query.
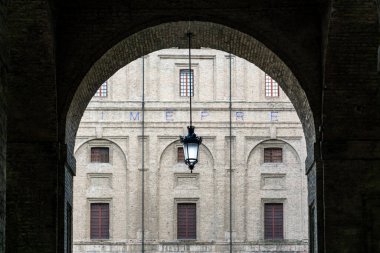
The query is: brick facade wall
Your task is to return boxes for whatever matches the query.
[5,1,62,253]
[321,1,380,252]
[0,1,9,252]
[72,50,309,253]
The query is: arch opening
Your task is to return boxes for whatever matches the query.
[66,21,316,171]
[67,21,316,253]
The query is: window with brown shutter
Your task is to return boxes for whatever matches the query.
[264,148,283,163]
[177,147,184,162]
[91,147,109,163]
[264,203,283,240]
[177,203,196,239]
[90,203,109,239]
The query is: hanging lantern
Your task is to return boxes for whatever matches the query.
[180,126,202,172]
[179,32,202,172]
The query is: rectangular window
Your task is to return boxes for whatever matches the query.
[177,147,184,162]
[264,203,283,240]
[264,148,283,163]
[177,203,196,239]
[265,74,279,97]
[91,147,109,163]
[180,69,194,97]
[95,82,108,97]
[90,203,109,239]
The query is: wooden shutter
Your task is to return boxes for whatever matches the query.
[91,147,109,163]
[90,203,109,239]
[264,148,282,163]
[264,203,283,239]
[177,203,196,239]
[177,147,184,162]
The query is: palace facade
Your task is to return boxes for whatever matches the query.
[73,48,308,253]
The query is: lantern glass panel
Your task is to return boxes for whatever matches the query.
[183,143,199,162]
[183,143,189,160]
[187,143,198,161]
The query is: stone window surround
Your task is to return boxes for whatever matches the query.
[175,63,199,99]
[87,141,114,165]
[261,198,287,240]
[87,198,113,241]
[173,198,199,241]
[260,141,285,165]
[264,147,283,163]
[90,147,110,163]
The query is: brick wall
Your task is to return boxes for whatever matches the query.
[5,1,61,253]
[0,1,9,252]
[321,0,380,252]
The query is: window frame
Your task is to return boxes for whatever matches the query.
[261,199,286,240]
[177,146,185,163]
[264,147,283,163]
[174,198,199,241]
[89,202,110,240]
[87,199,112,240]
[179,69,194,97]
[265,74,279,97]
[94,81,108,97]
[90,147,110,163]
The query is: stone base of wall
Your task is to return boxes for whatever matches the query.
[74,241,308,253]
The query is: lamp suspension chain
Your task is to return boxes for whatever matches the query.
[141,56,145,253]
[229,49,233,253]
[188,32,193,126]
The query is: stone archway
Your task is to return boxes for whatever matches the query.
[65,21,316,251]
[66,21,316,169]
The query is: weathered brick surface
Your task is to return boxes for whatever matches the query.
[0,65,6,253]
[6,143,59,253]
[5,1,62,253]
[321,0,380,252]
[0,1,9,253]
